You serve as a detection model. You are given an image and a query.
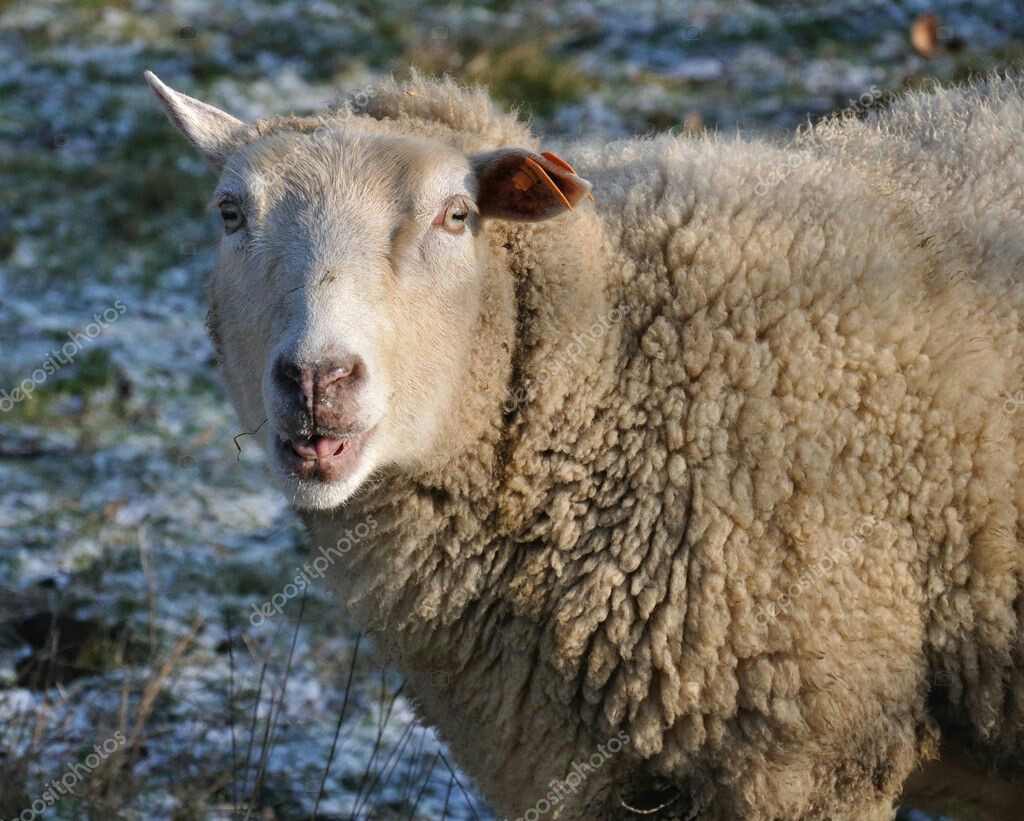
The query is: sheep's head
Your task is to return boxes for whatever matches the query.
[146,72,592,510]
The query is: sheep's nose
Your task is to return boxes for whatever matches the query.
[274,354,365,410]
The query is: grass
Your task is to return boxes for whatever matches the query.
[463,42,595,119]
[3,2,1023,818]
[408,38,596,121]
[0,348,129,429]
[0,596,468,819]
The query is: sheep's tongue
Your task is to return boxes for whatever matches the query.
[291,437,346,460]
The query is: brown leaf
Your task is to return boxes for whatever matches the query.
[910,13,940,57]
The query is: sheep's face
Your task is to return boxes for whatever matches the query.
[147,73,591,510]
[209,130,482,509]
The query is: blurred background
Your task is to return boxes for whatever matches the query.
[1,1,1022,818]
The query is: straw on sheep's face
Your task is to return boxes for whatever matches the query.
[146,72,592,510]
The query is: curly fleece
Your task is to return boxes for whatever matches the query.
[300,74,1024,819]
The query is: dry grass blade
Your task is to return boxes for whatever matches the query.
[313,631,362,820]
[137,526,159,657]
[438,752,481,821]
[225,607,240,812]
[238,648,269,810]
[84,615,204,807]
[399,724,428,809]
[351,716,417,817]
[351,670,405,815]
[407,750,440,820]
[126,615,205,756]
[441,772,455,821]
[244,592,307,819]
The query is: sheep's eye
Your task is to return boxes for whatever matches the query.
[436,197,472,234]
[219,202,245,234]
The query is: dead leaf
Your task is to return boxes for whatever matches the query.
[911,13,940,57]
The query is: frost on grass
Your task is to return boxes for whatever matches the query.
[2,0,1021,817]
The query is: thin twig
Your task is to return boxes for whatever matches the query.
[233,418,268,460]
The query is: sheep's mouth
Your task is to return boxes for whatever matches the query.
[275,426,374,483]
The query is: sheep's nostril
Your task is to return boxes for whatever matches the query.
[322,366,351,386]
[280,363,303,387]
[320,356,363,389]
[316,355,365,396]
[274,354,365,410]
[274,357,313,407]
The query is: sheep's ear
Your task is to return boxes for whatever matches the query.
[471,148,593,222]
[144,71,247,170]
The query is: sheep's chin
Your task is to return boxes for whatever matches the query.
[271,452,378,510]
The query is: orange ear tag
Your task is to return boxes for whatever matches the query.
[541,152,596,202]
[521,156,574,211]
[512,166,537,192]
[540,151,577,174]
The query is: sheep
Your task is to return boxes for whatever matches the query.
[146,70,1024,819]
